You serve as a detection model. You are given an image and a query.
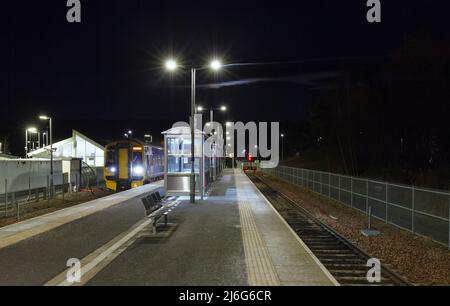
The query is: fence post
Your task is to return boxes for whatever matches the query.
[350,177,353,208]
[366,178,369,213]
[338,175,341,202]
[17,198,20,221]
[4,179,7,217]
[28,176,31,201]
[320,171,323,194]
[385,182,389,223]
[11,192,15,212]
[412,185,415,234]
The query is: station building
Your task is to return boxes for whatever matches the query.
[27,129,105,167]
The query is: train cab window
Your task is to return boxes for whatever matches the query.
[106,148,115,166]
[132,151,143,164]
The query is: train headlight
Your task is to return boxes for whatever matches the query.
[133,166,144,176]
[109,167,117,173]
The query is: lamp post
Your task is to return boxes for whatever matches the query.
[39,115,53,197]
[164,59,223,203]
[43,131,48,147]
[25,127,38,158]
[281,133,285,161]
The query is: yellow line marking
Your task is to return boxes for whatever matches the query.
[235,169,281,286]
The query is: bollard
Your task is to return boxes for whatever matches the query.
[17,200,20,221]
[368,206,372,230]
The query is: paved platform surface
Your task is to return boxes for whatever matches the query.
[0,170,337,286]
[0,182,164,285]
[87,169,337,286]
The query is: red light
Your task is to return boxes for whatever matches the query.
[248,154,253,161]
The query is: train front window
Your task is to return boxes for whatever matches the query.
[106,148,115,167]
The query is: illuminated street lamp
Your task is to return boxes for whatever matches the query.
[281,133,285,161]
[39,115,54,197]
[210,59,222,71]
[144,134,153,143]
[164,58,224,203]
[165,59,178,71]
[25,127,39,158]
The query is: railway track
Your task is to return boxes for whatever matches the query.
[248,174,410,286]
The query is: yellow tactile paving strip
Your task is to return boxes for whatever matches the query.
[235,170,281,286]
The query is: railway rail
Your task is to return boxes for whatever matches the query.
[248,174,410,286]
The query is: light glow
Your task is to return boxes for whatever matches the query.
[165,59,178,71]
[133,166,144,176]
[210,59,222,71]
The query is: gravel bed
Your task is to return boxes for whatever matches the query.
[258,172,450,286]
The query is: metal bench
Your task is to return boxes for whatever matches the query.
[141,193,172,234]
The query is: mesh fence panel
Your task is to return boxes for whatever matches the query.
[352,178,367,196]
[314,182,321,193]
[264,166,450,247]
[340,190,352,207]
[330,187,339,201]
[414,212,449,245]
[369,198,387,220]
[414,189,449,219]
[340,177,351,191]
[368,181,387,201]
[387,205,412,231]
[322,185,330,197]
[321,173,330,186]
[352,194,367,212]
[330,175,339,187]
[388,185,412,209]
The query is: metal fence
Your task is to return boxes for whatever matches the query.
[1,173,75,218]
[262,166,450,249]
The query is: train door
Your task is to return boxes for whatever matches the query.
[118,148,129,180]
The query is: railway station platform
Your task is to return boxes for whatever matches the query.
[86,169,338,286]
[0,169,338,286]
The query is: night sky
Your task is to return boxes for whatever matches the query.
[2,0,449,155]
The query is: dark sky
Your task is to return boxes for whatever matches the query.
[2,0,450,154]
